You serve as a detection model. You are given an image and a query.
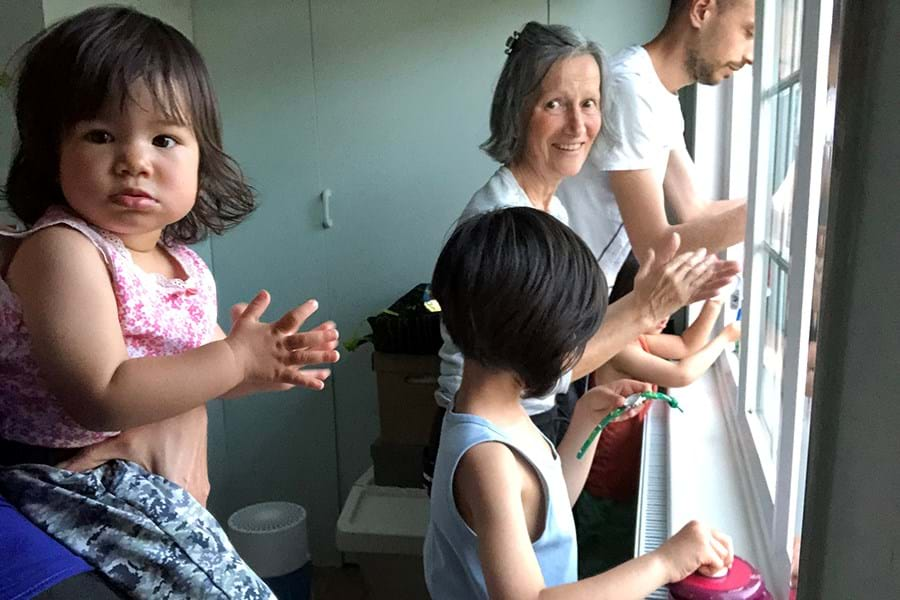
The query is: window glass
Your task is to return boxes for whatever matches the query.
[753,0,804,458]
[729,0,840,593]
[791,4,842,589]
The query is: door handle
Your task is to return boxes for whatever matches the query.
[321,188,333,229]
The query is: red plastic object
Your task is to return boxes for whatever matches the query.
[667,556,772,600]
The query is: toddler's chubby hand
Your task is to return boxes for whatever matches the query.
[225,290,340,391]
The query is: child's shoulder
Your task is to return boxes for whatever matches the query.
[455,438,525,504]
[448,414,546,481]
[14,223,99,260]
[6,224,107,284]
[459,438,520,470]
[639,332,685,350]
[444,412,518,461]
[610,336,651,361]
[4,206,103,258]
[606,335,664,377]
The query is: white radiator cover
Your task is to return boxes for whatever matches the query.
[635,399,670,599]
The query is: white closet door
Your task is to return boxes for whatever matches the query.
[309,0,547,501]
[193,1,341,565]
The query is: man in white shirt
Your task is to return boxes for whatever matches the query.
[558,0,755,287]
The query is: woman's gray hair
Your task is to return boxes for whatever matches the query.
[480,22,614,165]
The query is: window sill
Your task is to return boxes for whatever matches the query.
[638,364,783,599]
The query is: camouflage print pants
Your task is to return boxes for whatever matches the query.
[0,460,274,599]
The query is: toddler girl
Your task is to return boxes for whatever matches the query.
[0,6,338,597]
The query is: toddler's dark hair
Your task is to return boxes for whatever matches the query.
[2,5,254,244]
[432,207,608,397]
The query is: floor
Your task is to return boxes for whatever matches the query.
[312,565,367,600]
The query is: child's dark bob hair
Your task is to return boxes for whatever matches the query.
[432,207,608,398]
[2,5,254,244]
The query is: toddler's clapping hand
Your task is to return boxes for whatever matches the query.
[225,290,340,392]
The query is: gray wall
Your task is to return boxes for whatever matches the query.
[550,0,668,54]
[798,0,900,596]
[0,1,43,223]
[41,0,192,35]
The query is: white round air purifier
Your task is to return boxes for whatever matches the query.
[228,501,310,582]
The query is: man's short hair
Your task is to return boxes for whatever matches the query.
[432,207,608,398]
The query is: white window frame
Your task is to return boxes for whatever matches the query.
[723,0,835,589]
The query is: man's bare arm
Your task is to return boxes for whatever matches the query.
[610,148,747,263]
[663,146,746,220]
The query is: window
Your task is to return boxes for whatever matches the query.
[747,0,805,467]
[722,0,839,591]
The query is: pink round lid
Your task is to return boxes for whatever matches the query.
[668,556,771,600]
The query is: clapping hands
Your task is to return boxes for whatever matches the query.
[225,290,340,394]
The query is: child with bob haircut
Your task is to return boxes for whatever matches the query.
[0,6,337,597]
[425,206,733,600]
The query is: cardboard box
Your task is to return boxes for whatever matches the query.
[371,436,425,488]
[373,352,441,446]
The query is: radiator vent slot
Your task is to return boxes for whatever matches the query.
[635,399,670,600]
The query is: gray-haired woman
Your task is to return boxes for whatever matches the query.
[426,22,728,481]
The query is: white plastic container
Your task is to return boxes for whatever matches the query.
[336,468,430,600]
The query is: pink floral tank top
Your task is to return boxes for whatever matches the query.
[0,206,218,448]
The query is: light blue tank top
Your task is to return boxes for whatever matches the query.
[423,410,577,599]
